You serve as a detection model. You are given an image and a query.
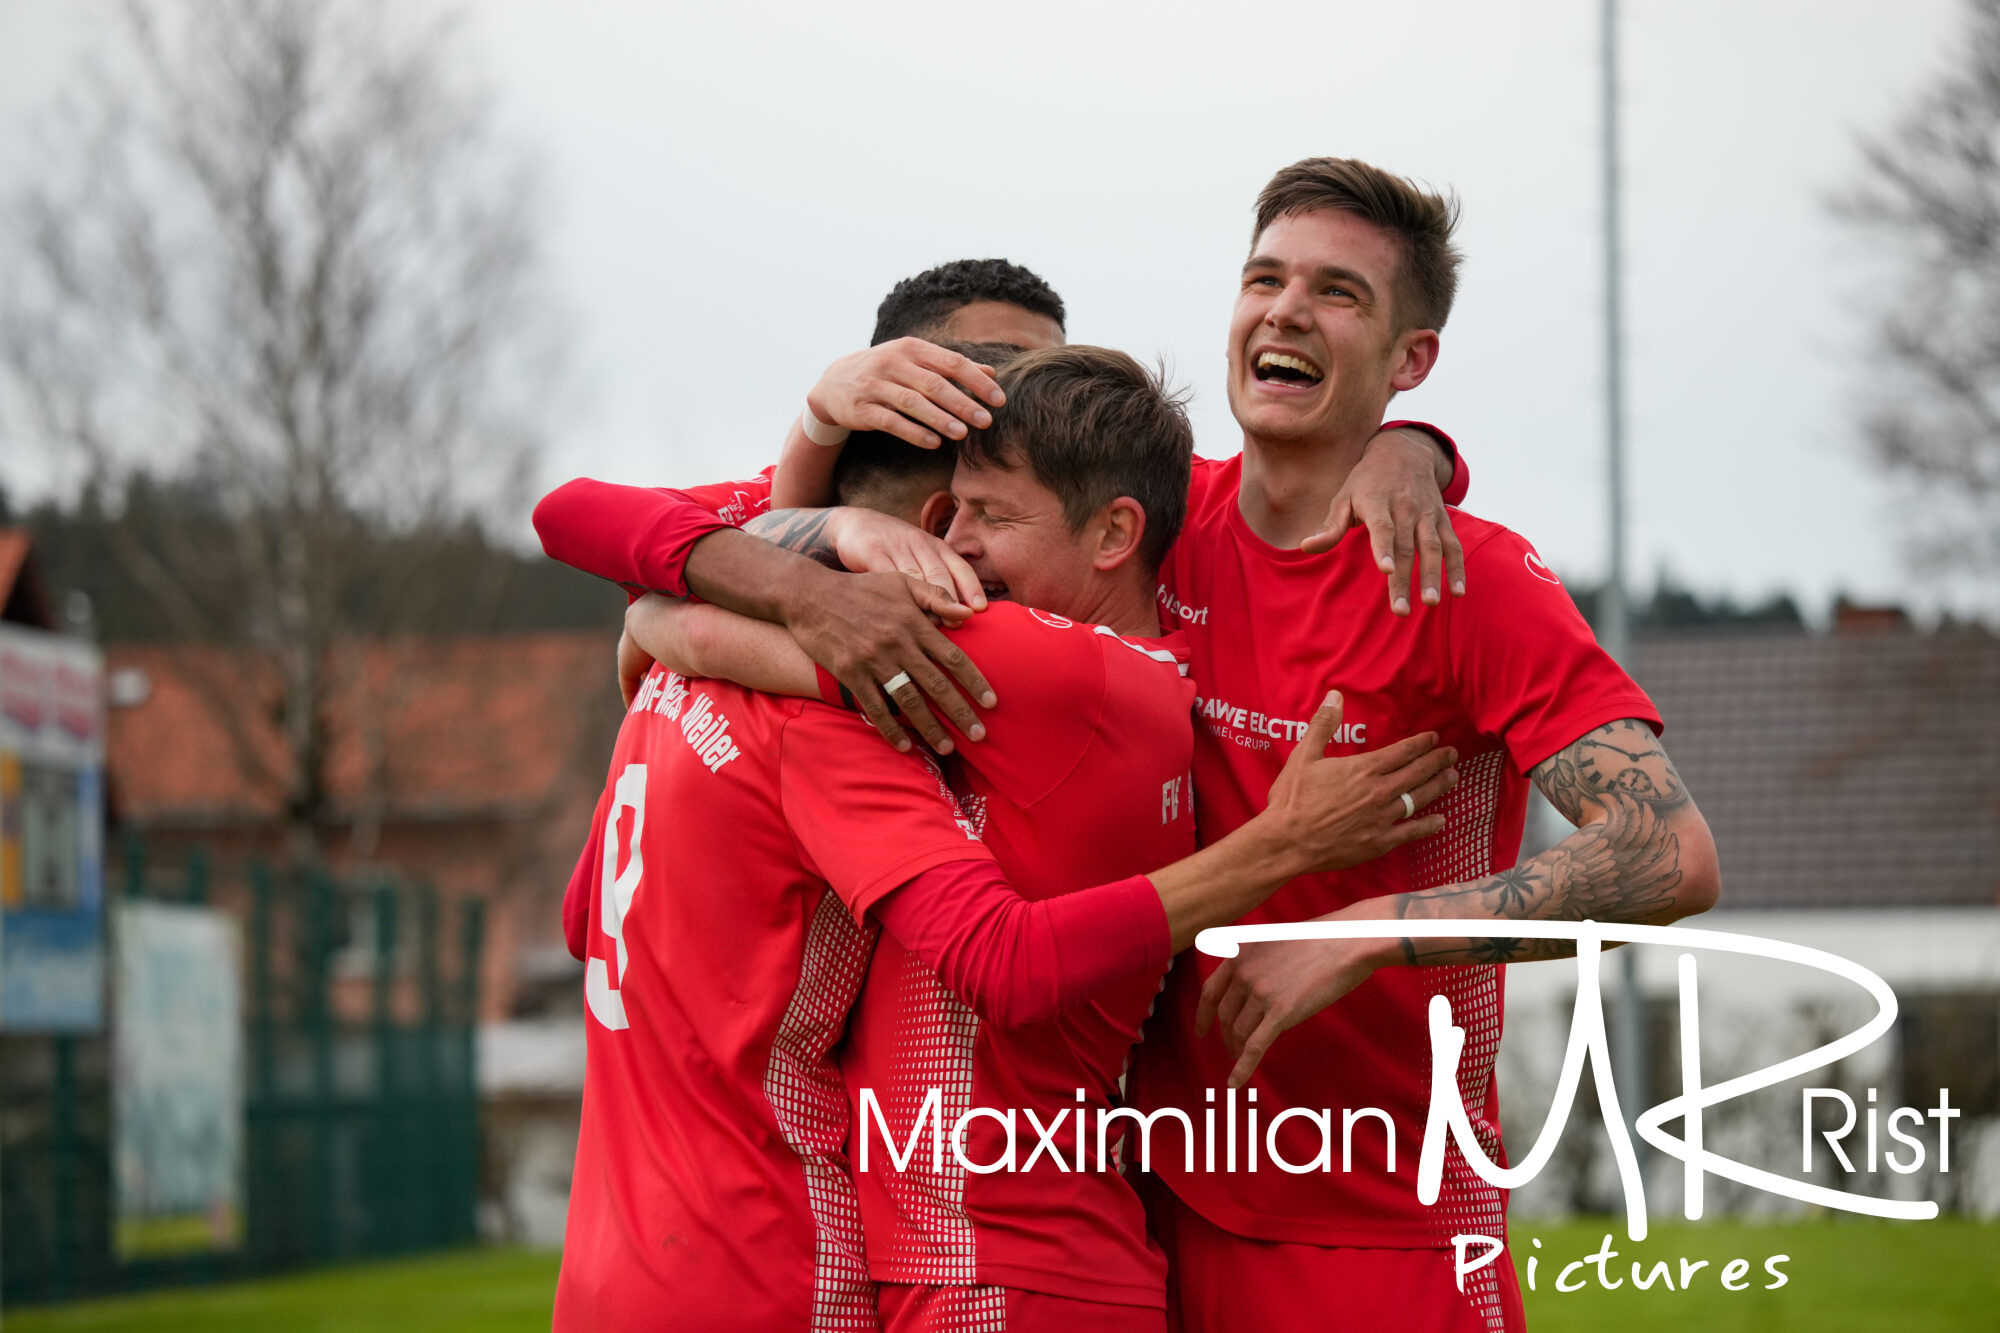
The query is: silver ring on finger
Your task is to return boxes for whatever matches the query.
[882,671,914,696]
[1398,791,1416,819]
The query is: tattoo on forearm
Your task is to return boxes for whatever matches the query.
[1392,719,1694,966]
[1465,936,1572,964]
[745,508,839,567]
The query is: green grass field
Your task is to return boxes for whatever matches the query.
[3,1220,1994,1331]
[1,1249,562,1333]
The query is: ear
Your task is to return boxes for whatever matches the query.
[1093,497,1147,573]
[918,489,957,539]
[1388,329,1441,394]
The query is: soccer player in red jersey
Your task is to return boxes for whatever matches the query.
[552,344,1461,1333]
[1106,158,1722,1333]
[837,351,1269,1332]
[555,177,1722,1328]
[611,347,1455,1332]
[536,257,1469,765]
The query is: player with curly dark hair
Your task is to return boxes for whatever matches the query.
[870,257,1067,347]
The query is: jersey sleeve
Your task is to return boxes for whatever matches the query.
[874,862,1169,1029]
[670,467,777,524]
[560,783,612,962]
[779,701,996,922]
[926,603,1104,809]
[1381,419,1468,507]
[561,830,598,963]
[531,469,775,598]
[1446,526,1661,773]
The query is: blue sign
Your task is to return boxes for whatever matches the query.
[1,906,105,1032]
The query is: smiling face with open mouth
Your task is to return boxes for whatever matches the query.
[1226,209,1427,448]
[942,453,1099,617]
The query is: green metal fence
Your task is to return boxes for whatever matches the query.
[1,843,486,1307]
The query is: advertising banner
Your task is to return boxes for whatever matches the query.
[111,899,244,1260]
[0,623,106,1033]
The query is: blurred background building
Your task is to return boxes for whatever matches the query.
[1501,598,2000,1221]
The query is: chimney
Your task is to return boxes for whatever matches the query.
[1832,597,1910,634]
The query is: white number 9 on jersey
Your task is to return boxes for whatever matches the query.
[585,763,647,1031]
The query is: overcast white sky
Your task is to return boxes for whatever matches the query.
[0,0,1979,616]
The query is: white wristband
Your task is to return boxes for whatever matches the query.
[801,400,850,448]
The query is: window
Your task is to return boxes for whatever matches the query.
[1899,992,2000,1116]
[15,762,82,911]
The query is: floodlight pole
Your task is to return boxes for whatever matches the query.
[1601,0,1649,1170]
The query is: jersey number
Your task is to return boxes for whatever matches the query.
[585,763,647,1031]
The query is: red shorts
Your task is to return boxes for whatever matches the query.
[877,1282,1167,1333]
[1143,1176,1525,1333]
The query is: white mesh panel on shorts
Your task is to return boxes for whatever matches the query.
[763,891,881,1331]
[879,948,981,1285]
[1410,748,1511,1333]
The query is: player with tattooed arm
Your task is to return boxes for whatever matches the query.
[1118,158,1721,1333]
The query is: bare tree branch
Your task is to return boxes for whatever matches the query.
[1836,0,2000,581]
[0,0,563,859]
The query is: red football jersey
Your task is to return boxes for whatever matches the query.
[555,670,992,1333]
[840,600,1197,1310]
[535,424,1461,606]
[1128,456,1659,1269]
[541,422,1464,959]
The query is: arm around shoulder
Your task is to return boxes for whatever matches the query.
[625,593,818,699]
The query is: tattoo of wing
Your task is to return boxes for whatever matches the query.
[1397,791,1681,928]
[1536,792,1683,921]
[1388,717,1702,963]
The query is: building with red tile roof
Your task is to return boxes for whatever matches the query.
[105,632,623,1020]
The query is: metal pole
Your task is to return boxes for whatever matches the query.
[1602,0,1630,660]
[1602,0,1649,1175]
[372,884,399,1254]
[248,861,274,1268]
[50,1036,76,1302]
[455,898,484,1244]
[306,869,336,1258]
[416,886,443,1246]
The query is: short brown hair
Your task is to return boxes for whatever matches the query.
[959,345,1191,575]
[1254,157,1462,333]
